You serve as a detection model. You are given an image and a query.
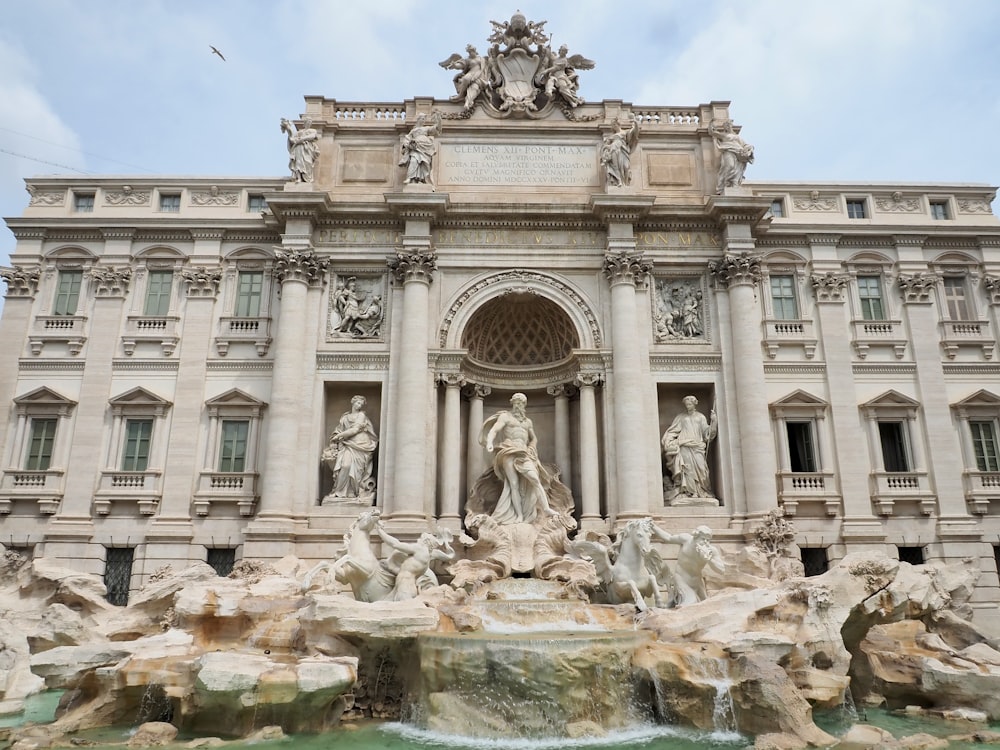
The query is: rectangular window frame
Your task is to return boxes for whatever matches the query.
[121,418,153,472]
[248,194,267,213]
[942,276,971,321]
[235,271,264,318]
[769,274,799,320]
[970,420,1000,473]
[143,270,174,316]
[846,199,868,219]
[769,199,784,218]
[73,192,95,213]
[856,275,886,321]
[878,420,912,473]
[159,193,181,213]
[53,269,83,316]
[25,418,57,471]
[785,420,819,473]
[929,200,949,220]
[218,419,250,473]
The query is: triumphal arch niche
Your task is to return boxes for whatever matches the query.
[273,10,761,557]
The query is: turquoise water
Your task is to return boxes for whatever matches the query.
[0,691,63,729]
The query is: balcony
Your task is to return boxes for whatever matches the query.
[29,315,87,355]
[94,470,163,515]
[215,317,272,357]
[776,472,841,516]
[870,471,936,516]
[762,318,817,359]
[0,469,65,514]
[850,319,907,359]
[939,319,995,360]
[194,471,258,516]
[962,470,1000,515]
[122,315,180,356]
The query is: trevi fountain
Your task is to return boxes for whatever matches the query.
[4,11,1000,750]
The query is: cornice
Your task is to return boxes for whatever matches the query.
[852,362,918,375]
[763,362,828,375]
[649,354,723,372]
[315,352,391,370]
[111,359,180,372]
[18,359,85,372]
[206,360,275,372]
[589,194,656,223]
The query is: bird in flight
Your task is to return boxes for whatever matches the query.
[210,45,226,61]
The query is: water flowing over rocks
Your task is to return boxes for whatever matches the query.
[1,546,999,745]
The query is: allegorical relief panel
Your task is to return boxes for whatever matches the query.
[327,273,385,341]
[653,278,707,344]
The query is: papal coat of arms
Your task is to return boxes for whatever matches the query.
[438,12,595,118]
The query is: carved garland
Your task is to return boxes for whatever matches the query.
[438,269,602,348]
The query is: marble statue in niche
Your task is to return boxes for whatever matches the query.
[399,112,442,185]
[321,395,378,505]
[654,279,705,342]
[281,117,320,183]
[328,275,384,339]
[662,395,719,506]
[709,119,754,193]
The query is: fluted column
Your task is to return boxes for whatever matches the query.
[465,383,491,493]
[437,372,465,529]
[547,383,573,491]
[575,373,603,530]
[257,248,328,519]
[603,249,654,519]
[387,247,437,522]
[709,251,778,517]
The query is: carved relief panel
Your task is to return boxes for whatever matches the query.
[327,272,386,342]
[652,277,708,344]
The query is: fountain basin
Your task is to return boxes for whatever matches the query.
[415,630,652,738]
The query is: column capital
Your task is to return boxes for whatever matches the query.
[982,275,1000,305]
[89,265,132,297]
[463,383,492,400]
[897,273,939,304]
[388,249,438,285]
[574,372,604,388]
[708,252,761,288]
[602,250,651,287]
[180,266,223,298]
[0,265,40,298]
[436,372,467,389]
[273,248,329,286]
[547,383,576,399]
[810,272,851,303]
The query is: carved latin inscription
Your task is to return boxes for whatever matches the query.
[438,143,598,187]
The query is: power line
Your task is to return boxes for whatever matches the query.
[0,126,153,173]
[0,147,93,174]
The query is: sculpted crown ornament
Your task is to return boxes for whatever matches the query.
[439,12,595,119]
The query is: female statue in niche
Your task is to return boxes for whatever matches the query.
[662,395,718,504]
[322,395,378,504]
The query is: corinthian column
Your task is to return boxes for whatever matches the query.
[574,373,603,530]
[709,251,777,517]
[547,383,573,492]
[603,249,654,519]
[465,383,490,494]
[437,372,465,529]
[387,247,437,522]
[256,248,328,520]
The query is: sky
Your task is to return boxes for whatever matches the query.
[1,0,999,266]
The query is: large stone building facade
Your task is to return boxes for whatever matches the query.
[2,17,1000,620]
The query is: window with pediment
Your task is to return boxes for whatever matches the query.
[195,389,266,517]
[0,387,77,515]
[845,253,906,360]
[770,390,839,516]
[216,250,274,357]
[860,391,933,516]
[952,390,1000,514]
[760,252,816,359]
[94,387,172,516]
[928,252,993,360]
